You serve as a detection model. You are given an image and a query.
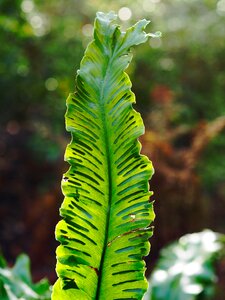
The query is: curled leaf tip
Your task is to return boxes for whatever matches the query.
[96,11,117,22]
[148,31,162,38]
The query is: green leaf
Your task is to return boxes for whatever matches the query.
[146,230,224,300]
[12,254,32,284]
[0,254,51,300]
[52,11,154,300]
[0,254,7,268]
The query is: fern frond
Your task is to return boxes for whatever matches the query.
[52,11,154,300]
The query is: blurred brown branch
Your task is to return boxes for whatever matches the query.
[142,115,225,273]
[142,116,225,185]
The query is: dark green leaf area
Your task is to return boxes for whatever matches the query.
[53,278,92,300]
[62,278,79,290]
[53,12,154,300]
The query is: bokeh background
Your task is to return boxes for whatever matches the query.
[0,0,225,289]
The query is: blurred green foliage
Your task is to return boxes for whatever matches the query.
[0,253,51,299]
[145,230,225,300]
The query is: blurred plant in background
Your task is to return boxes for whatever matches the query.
[0,253,51,299]
[145,230,225,300]
[0,0,225,293]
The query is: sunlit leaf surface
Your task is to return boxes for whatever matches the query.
[52,11,154,300]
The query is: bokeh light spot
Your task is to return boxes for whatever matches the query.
[45,78,58,91]
[143,0,156,12]
[159,58,174,71]
[118,7,132,21]
[217,0,225,15]
[21,0,34,13]
[30,15,43,29]
[82,24,94,37]
[17,65,29,76]
[149,37,162,48]
[6,121,20,135]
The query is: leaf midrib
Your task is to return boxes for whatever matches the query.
[95,47,118,299]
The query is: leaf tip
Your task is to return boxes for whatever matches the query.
[96,11,117,23]
[148,31,162,38]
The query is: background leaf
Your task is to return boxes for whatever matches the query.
[145,230,225,300]
[0,253,51,300]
